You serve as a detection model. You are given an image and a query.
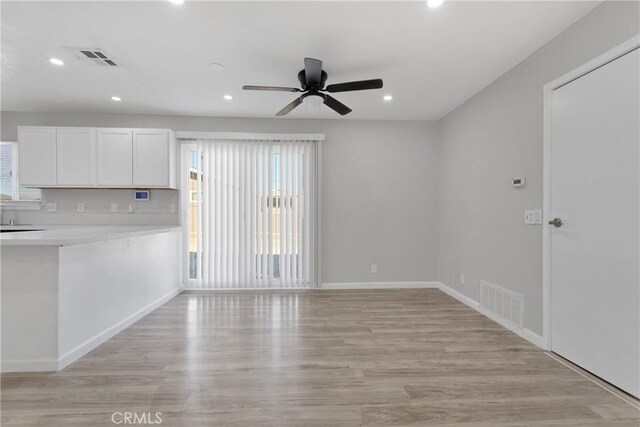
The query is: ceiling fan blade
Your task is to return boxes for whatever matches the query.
[276,97,303,116]
[304,57,323,86]
[325,79,383,93]
[243,85,300,92]
[322,94,352,116]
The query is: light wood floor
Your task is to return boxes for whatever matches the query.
[2,289,638,426]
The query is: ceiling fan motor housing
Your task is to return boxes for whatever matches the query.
[298,69,328,91]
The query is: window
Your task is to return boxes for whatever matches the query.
[0,142,41,203]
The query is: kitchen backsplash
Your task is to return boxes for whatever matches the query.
[2,188,180,225]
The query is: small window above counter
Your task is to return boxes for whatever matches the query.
[17,126,178,189]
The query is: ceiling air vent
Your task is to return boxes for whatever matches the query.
[66,47,120,67]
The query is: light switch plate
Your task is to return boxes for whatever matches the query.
[371,264,377,274]
[524,209,543,224]
[77,203,85,212]
[46,203,57,212]
[110,203,118,213]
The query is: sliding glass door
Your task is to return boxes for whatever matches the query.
[182,139,318,289]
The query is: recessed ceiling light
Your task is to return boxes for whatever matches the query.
[111,96,122,102]
[209,63,225,72]
[224,95,233,101]
[167,0,184,4]
[383,95,393,101]
[49,58,64,66]
[427,0,444,8]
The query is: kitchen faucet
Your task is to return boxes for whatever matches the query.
[0,211,17,226]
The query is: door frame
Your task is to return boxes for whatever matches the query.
[542,34,640,351]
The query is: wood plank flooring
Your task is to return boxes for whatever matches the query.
[2,289,638,426]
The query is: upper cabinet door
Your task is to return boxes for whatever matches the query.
[18,127,57,186]
[96,128,133,186]
[57,127,96,186]
[133,129,174,187]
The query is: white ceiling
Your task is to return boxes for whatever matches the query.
[1,1,599,120]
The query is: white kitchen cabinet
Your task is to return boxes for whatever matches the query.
[17,126,177,189]
[17,127,57,186]
[133,129,176,188]
[96,128,133,186]
[57,127,95,186]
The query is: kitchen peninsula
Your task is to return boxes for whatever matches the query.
[1,225,181,372]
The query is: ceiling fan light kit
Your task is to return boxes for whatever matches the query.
[303,93,323,108]
[242,57,384,116]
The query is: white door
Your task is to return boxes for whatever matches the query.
[96,128,133,186]
[133,129,170,187]
[17,127,57,186]
[550,48,639,397]
[57,127,96,186]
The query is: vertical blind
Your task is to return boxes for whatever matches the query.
[188,139,317,289]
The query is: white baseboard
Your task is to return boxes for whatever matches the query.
[320,281,440,290]
[56,287,181,371]
[478,305,545,348]
[437,282,544,349]
[436,281,480,309]
[181,287,312,292]
[520,328,546,348]
[1,358,59,373]
[183,282,440,291]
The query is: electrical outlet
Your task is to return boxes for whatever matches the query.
[46,203,57,212]
[110,203,118,213]
[77,203,85,212]
[371,264,378,274]
[460,273,465,286]
[169,204,176,213]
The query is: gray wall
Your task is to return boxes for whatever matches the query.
[437,1,640,335]
[1,112,440,285]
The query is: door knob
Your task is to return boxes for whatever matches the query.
[548,217,563,228]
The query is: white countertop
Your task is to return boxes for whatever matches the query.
[0,225,181,246]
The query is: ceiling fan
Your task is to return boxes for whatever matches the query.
[242,57,383,116]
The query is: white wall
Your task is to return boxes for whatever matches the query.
[437,1,639,335]
[1,113,440,284]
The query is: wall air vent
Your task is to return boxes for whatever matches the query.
[65,48,120,67]
[480,280,524,329]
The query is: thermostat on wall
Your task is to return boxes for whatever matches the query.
[134,190,150,201]
[512,177,526,188]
